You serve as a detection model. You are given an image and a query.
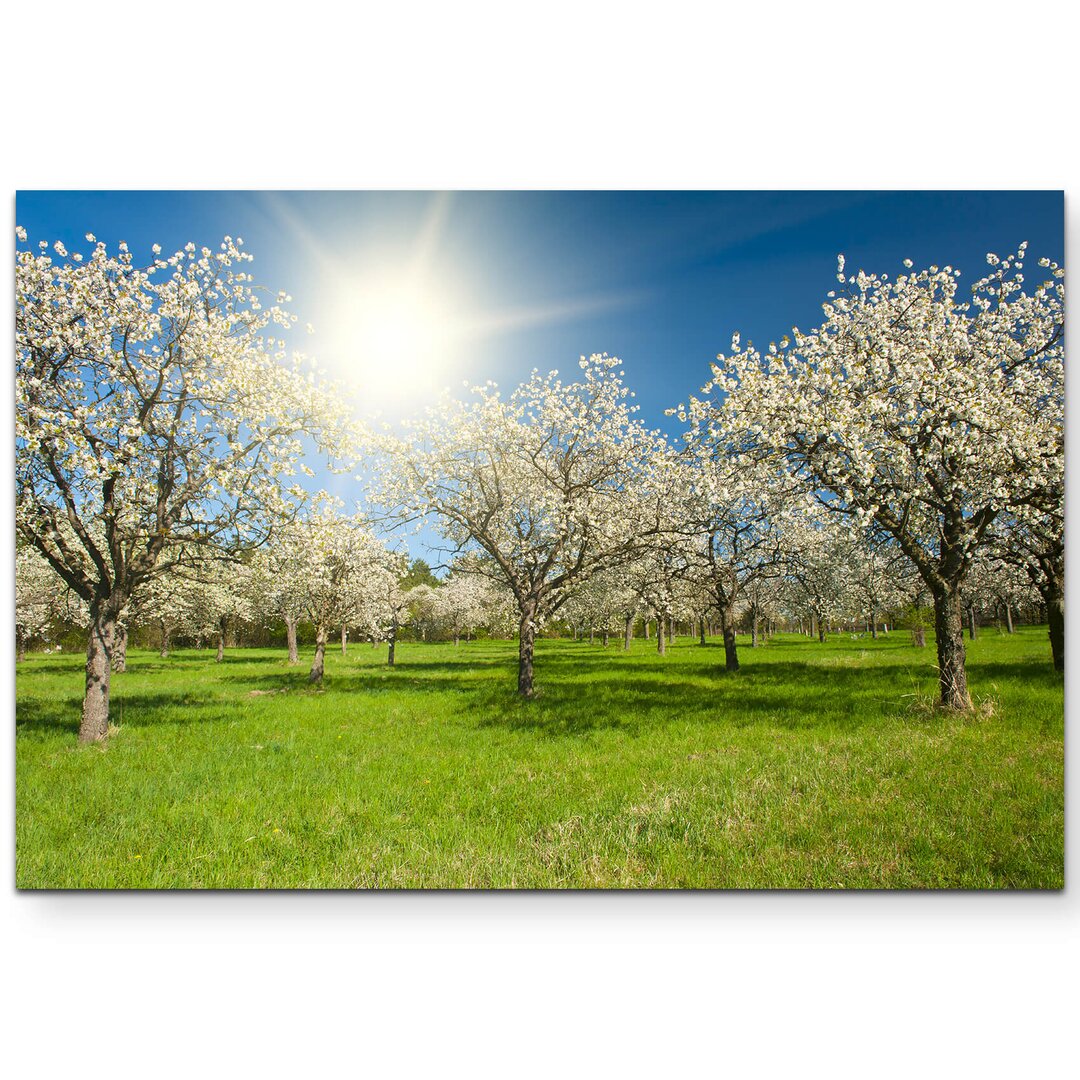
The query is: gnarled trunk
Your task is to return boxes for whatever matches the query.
[112,624,128,672]
[699,618,706,647]
[159,618,171,658]
[722,602,739,672]
[309,624,328,682]
[285,616,299,664]
[932,586,971,710]
[623,613,634,651]
[518,603,537,696]
[1002,602,1014,635]
[656,614,666,656]
[81,606,117,742]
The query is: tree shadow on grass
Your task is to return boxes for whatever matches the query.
[961,660,1061,687]
[16,660,89,676]
[472,674,907,738]
[344,657,510,671]
[212,647,944,739]
[18,645,1055,743]
[14,693,231,736]
[131,654,296,675]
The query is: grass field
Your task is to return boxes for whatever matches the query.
[14,627,1064,889]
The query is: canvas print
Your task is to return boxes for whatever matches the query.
[14,190,1064,889]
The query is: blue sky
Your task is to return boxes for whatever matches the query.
[16,190,1063,424]
[16,190,1064,563]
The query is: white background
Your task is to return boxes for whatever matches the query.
[3,3,1076,1076]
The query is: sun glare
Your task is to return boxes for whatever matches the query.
[323,275,460,409]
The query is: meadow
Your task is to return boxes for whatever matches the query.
[15,627,1063,889]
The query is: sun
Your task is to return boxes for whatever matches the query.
[324,274,459,407]
[356,285,444,378]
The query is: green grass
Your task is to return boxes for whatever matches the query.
[15,627,1063,889]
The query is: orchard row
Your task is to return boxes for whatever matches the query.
[15,231,1062,739]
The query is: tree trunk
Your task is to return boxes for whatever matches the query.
[341,625,348,656]
[817,614,826,644]
[589,624,595,646]
[81,607,117,742]
[388,619,397,666]
[309,624,327,682]
[112,624,128,672]
[16,627,27,663]
[721,603,739,672]
[1040,579,1064,673]
[1003,602,1014,635]
[699,619,706,647]
[967,604,978,641]
[624,613,634,651]
[869,607,877,640]
[159,619,171,658]
[912,627,926,648]
[217,618,226,663]
[602,627,610,648]
[518,604,537,697]
[719,606,738,671]
[285,616,299,664]
[644,620,651,640]
[932,586,971,710]
[656,614,666,656]
[751,617,758,648]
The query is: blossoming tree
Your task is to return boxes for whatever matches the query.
[666,440,791,672]
[250,528,316,664]
[780,513,857,643]
[690,246,1063,708]
[15,543,82,661]
[15,229,347,740]
[986,503,1063,663]
[376,355,667,695]
[260,505,402,682]
[434,559,508,646]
